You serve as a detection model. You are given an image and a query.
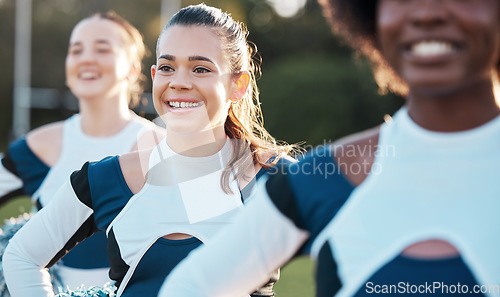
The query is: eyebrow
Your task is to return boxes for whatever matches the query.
[69,39,112,47]
[189,55,214,64]
[157,54,215,65]
[158,54,175,61]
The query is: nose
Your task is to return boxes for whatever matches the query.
[79,49,96,63]
[409,0,449,29]
[169,69,192,90]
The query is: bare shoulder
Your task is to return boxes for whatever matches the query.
[26,121,64,167]
[118,148,153,194]
[331,126,381,186]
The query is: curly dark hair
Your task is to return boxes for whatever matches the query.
[318,0,408,95]
[318,0,500,96]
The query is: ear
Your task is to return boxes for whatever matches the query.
[151,64,157,80]
[230,71,250,102]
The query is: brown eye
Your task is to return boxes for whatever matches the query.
[159,65,174,72]
[68,47,82,55]
[193,67,210,73]
[96,47,111,53]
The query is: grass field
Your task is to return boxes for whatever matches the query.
[0,196,32,224]
[0,197,316,296]
[275,256,316,296]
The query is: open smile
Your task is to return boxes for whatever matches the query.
[410,41,455,57]
[79,71,101,80]
[168,101,201,108]
[402,39,463,63]
[166,99,203,111]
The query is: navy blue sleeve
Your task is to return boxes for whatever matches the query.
[265,146,355,254]
[88,156,134,231]
[240,157,294,204]
[0,152,24,205]
[5,138,50,196]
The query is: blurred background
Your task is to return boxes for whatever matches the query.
[0,0,404,295]
[0,0,404,150]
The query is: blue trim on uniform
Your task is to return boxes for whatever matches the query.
[7,138,50,196]
[266,146,355,254]
[108,228,129,289]
[88,156,134,231]
[122,236,203,297]
[240,157,293,204]
[353,255,483,296]
[316,241,342,297]
[61,231,110,269]
[0,149,25,204]
[266,170,304,229]
[70,162,93,208]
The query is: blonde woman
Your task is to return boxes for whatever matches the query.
[0,12,164,292]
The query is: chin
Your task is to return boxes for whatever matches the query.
[406,75,465,94]
[73,93,102,101]
[409,83,467,98]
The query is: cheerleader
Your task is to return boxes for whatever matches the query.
[158,0,500,296]
[0,12,164,293]
[3,4,294,297]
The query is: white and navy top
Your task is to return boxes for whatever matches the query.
[0,113,156,271]
[159,107,500,297]
[3,138,280,297]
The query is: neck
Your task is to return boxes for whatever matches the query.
[166,126,227,157]
[407,79,500,132]
[78,94,132,137]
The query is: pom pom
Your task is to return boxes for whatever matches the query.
[55,283,116,297]
[0,213,35,297]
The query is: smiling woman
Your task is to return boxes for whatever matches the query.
[152,25,236,140]
[377,0,500,103]
[0,12,164,295]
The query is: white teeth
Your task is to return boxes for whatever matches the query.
[168,101,200,108]
[411,41,454,57]
[80,72,98,79]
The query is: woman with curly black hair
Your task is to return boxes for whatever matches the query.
[159,0,500,296]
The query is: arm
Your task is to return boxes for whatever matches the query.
[158,175,309,297]
[0,153,24,205]
[3,163,98,297]
[0,131,60,206]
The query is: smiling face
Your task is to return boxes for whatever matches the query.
[65,18,133,102]
[377,0,500,95]
[152,25,236,134]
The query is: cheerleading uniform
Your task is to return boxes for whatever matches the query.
[3,139,282,297]
[158,107,500,297]
[0,113,158,290]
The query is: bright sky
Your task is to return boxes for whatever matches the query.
[267,0,307,18]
